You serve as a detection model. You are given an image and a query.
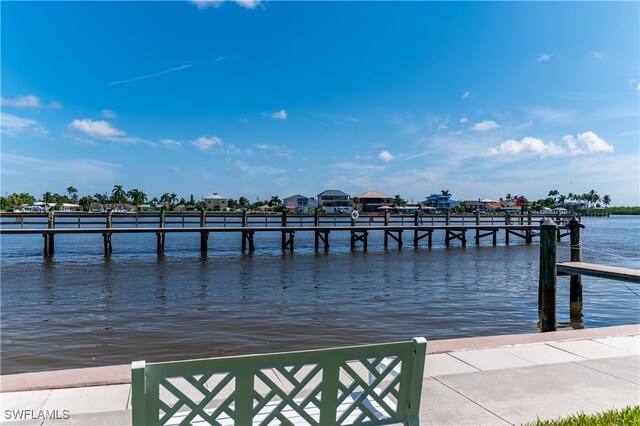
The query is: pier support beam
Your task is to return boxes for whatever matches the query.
[200,232,209,253]
[103,209,113,255]
[156,210,166,254]
[413,230,432,248]
[282,230,295,252]
[314,230,330,252]
[384,230,403,249]
[350,230,368,251]
[445,229,466,246]
[539,219,558,332]
[569,217,585,319]
[43,212,55,256]
[242,231,255,253]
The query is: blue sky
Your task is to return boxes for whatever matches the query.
[2,1,639,205]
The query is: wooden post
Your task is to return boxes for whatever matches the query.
[413,211,419,247]
[242,209,248,227]
[475,211,480,245]
[281,209,287,250]
[44,211,55,256]
[157,209,165,253]
[103,209,112,255]
[314,208,319,227]
[199,209,208,253]
[539,218,558,332]
[569,217,585,319]
[384,212,389,248]
[445,210,450,225]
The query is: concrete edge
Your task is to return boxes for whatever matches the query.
[2,324,638,393]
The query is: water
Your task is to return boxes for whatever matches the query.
[1,216,638,374]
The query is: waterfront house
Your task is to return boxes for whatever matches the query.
[353,191,394,213]
[463,199,489,212]
[283,195,317,213]
[541,207,569,215]
[317,189,352,214]
[204,193,228,211]
[421,194,460,210]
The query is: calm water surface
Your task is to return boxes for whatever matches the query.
[1,216,638,374]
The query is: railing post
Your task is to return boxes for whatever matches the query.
[539,218,558,332]
[569,217,585,319]
[242,209,248,227]
[445,210,450,226]
[103,208,112,255]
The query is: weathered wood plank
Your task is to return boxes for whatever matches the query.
[557,262,640,284]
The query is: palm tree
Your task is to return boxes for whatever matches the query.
[394,194,407,207]
[602,195,611,207]
[127,189,147,206]
[558,195,566,207]
[112,185,127,204]
[548,190,559,203]
[66,186,78,202]
[269,195,282,208]
[505,193,513,201]
[159,193,172,204]
[78,195,94,212]
[170,193,178,206]
[238,197,249,208]
[94,193,108,204]
[42,191,53,203]
[441,189,451,197]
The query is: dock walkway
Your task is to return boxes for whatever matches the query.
[1,324,638,425]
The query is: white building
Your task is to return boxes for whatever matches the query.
[204,193,228,211]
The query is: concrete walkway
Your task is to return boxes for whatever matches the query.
[1,324,638,425]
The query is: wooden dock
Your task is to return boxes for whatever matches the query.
[558,262,640,284]
[0,211,575,256]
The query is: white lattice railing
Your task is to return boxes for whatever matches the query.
[132,337,427,425]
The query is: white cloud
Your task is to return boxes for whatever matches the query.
[631,79,640,92]
[160,139,182,147]
[355,154,374,160]
[255,143,291,158]
[0,112,48,135]
[49,101,63,109]
[486,137,563,157]
[378,150,395,162]
[234,160,287,177]
[562,131,614,155]
[536,53,552,62]
[461,91,470,99]
[331,162,385,172]
[102,109,117,119]
[2,152,120,184]
[192,0,262,9]
[69,119,125,138]
[191,136,222,151]
[234,0,262,8]
[588,51,604,59]
[270,109,287,120]
[485,131,613,158]
[1,95,42,108]
[459,117,469,124]
[107,64,193,86]
[472,120,500,132]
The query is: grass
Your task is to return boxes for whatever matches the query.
[527,406,640,425]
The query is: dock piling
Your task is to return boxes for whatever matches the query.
[539,219,558,332]
[102,209,112,255]
[43,211,55,256]
[569,217,585,319]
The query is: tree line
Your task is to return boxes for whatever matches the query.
[0,185,620,213]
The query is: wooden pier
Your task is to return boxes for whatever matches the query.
[0,211,575,257]
[538,217,640,332]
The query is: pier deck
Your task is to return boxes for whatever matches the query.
[558,261,640,283]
